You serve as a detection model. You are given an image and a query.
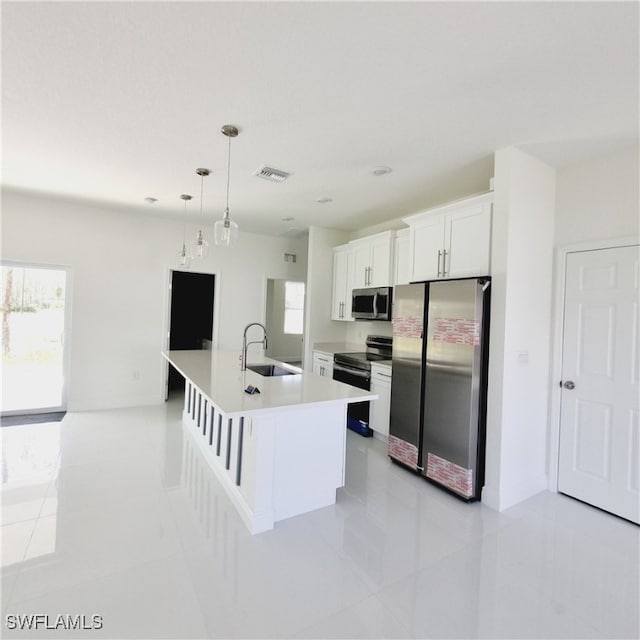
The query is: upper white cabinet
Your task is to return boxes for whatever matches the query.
[403,192,493,281]
[350,231,395,288]
[393,228,411,286]
[331,244,354,321]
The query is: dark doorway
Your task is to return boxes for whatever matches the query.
[168,270,215,392]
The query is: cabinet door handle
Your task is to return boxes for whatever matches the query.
[442,249,448,277]
[437,250,442,277]
[368,266,372,285]
[340,301,344,318]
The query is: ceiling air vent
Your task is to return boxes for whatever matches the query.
[253,164,291,183]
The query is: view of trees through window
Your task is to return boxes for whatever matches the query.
[1,265,67,412]
[283,281,304,335]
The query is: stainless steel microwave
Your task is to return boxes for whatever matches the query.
[351,287,393,321]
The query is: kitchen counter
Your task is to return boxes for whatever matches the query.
[163,349,376,533]
[164,349,374,417]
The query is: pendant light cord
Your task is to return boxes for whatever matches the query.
[200,173,204,218]
[183,199,187,242]
[224,135,231,220]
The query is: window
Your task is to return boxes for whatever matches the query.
[283,281,305,335]
[1,264,68,413]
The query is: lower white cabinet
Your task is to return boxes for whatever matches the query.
[370,364,392,437]
[312,351,334,378]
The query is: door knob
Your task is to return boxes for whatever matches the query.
[562,380,575,390]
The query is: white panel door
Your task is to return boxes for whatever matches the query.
[558,245,639,523]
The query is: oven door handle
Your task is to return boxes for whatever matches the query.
[333,363,371,379]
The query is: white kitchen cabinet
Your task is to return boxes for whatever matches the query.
[312,351,334,378]
[331,244,354,321]
[393,228,411,285]
[370,364,392,437]
[404,192,493,281]
[350,231,395,288]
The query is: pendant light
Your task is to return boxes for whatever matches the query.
[214,124,239,246]
[193,168,210,259]
[177,194,193,268]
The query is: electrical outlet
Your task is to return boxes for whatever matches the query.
[132,370,141,381]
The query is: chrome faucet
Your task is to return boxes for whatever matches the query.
[241,322,268,371]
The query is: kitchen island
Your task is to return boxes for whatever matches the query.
[163,349,376,533]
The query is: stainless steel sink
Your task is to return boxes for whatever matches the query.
[246,364,298,377]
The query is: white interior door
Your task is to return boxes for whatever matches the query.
[558,245,639,524]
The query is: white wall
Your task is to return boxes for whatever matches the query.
[345,320,392,344]
[483,147,556,511]
[1,188,307,410]
[555,144,639,246]
[303,226,350,368]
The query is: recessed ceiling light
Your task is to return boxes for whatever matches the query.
[372,166,392,176]
[316,197,333,204]
[144,197,158,204]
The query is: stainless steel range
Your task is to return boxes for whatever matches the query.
[333,335,392,436]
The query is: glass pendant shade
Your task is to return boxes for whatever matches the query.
[193,229,209,258]
[214,211,239,246]
[177,242,191,268]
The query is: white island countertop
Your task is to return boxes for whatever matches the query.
[163,349,376,417]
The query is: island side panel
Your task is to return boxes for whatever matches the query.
[236,414,277,532]
[270,403,348,522]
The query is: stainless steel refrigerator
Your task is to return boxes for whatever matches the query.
[389,278,490,500]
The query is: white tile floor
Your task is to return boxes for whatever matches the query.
[1,394,638,639]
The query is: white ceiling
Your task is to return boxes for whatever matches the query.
[2,1,638,237]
